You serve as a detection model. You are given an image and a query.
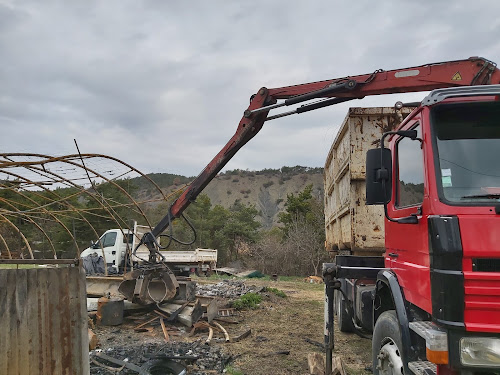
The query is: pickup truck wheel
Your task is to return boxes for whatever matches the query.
[372,310,404,375]
[335,290,354,333]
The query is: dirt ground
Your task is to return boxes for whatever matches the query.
[92,277,372,375]
[215,278,372,375]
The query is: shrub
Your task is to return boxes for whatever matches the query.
[263,181,274,188]
[225,366,244,375]
[265,287,287,298]
[232,293,262,309]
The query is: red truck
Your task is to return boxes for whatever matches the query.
[137,57,500,374]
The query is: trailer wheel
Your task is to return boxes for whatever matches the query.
[335,290,354,333]
[372,310,404,375]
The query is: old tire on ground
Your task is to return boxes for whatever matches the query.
[372,310,404,375]
[335,290,354,333]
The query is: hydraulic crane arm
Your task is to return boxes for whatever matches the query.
[145,56,500,252]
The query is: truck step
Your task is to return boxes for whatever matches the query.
[408,361,436,375]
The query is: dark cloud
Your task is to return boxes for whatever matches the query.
[1,0,499,175]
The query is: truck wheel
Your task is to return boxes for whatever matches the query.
[372,310,404,375]
[335,290,354,333]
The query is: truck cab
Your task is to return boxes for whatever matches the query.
[377,89,500,374]
[325,86,500,375]
[80,226,218,275]
[80,228,133,271]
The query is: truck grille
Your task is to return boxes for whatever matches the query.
[473,258,500,272]
[464,270,500,332]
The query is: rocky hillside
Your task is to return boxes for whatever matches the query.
[137,167,324,229]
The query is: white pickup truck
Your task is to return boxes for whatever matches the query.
[80,223,217,275]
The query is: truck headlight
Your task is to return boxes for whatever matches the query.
[460,337,500,367]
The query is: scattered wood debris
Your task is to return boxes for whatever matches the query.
[232,328,251,342]
[308,353,325,375]
[88,328,99,350]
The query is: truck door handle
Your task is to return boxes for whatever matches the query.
[388,253,399,258]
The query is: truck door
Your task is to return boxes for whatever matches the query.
[386,122,432,313]
[100,231,119,267]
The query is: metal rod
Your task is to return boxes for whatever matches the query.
[266,97,357,121]
[265,109,297,121]
[246,101,286,116]
[325,277,335,375]
[0,259,79,265]
[247,80,355,118]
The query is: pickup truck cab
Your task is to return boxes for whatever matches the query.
[80,226,217,275]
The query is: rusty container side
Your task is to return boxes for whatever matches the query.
[324,107,413,255]
[0,265,89,375]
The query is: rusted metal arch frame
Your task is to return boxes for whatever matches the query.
[1,156,148,270]
[0,213,34,259]
[11,158,147,270]
[0,195,57,258]
[8,187,86,214]
[1,152,184,247]
[2,155,136,228]
[0,171,113,273]
[0,170,85,260]
[0,232,12,259]
[8,154,154,231]
[0,153,170,201]
[42,184,189,216]
[0,153,179,266]
[10,154,169,270]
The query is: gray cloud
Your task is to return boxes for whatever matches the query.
[1,0,500,176]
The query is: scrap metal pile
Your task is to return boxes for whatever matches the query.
[89,342,231,375]
[196,279,265,298]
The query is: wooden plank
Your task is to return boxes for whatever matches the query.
[0,266,89,375]
[16,269,29,375]
[27,268,40,375]
[0,270,10,375]
[160,318,170,342]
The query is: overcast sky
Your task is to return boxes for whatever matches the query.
[1,1,500,177]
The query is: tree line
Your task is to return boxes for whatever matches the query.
[0,174,328,276]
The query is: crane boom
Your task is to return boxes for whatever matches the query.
[145,56,500,251]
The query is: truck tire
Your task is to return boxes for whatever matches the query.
[372,310,404,375]
[335,290,354,333]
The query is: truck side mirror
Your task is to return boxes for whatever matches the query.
[366,148,392,205]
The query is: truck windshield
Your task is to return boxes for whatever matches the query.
[432,100,500,204]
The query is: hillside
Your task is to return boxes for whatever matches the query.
[135,167,324,228]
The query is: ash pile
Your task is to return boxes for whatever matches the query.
[90,341,231,375]
[196,280,264,298]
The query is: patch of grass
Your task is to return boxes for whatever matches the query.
[275,275,304,282]
[265,287,287,298]
[307,300,323,307]
[232,292,262,310]
[225,365,244,375]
